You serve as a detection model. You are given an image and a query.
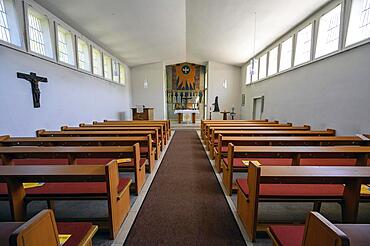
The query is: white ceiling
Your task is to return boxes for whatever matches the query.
[35,0,331,67]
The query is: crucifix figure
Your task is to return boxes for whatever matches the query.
[17,72,48,108]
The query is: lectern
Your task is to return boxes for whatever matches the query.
[132,107,154,120]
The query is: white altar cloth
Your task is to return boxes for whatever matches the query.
[174,110,200,115]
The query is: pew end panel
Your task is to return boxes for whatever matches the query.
[302,212,350,246]
[105,160,131,239]
[238,161,261,242]
[10,209,60,246]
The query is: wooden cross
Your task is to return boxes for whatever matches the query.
[17,72,48,108]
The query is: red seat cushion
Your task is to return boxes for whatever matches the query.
[140,147,149,153]
[221,146,228,153]
[268,225,304,246]
[57,222,93,246]
[13,159,68,165]
[0,178,131,196]
[236,179,344,198]
[222,158,291,168]
[300,158,356,166]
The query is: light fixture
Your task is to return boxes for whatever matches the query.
[144,79,148,89]
[222,79,228,89]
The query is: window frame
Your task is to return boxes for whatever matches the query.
[24,2,55,60]
[92,46,103,77]
[76,35,92,72]
[0,0,23,48]
[119,63,126,86]
[103,53,113,81]
[279,35,294,72]
[55,22,76,67]
[294,22,314,66]
[344,0,370,47]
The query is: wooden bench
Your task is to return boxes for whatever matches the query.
[208,129,336,160]
[0,145,145,195]
[224,144,370,195]
[236,162,370,241]
[88,121,170,143]
[201,120,278,139]
[267,211,370,246]
[215,135,370,173]
[207,125,311,158]
[203,123,291,147]
[1,209,97,246]
[61,125,166,151]
[36,129,161,159]
[97,120,171,138]
[0,161,130,239]
[0,135,156,173]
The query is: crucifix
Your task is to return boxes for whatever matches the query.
[17,72,48,108]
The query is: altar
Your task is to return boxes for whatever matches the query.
[174,109,199,123]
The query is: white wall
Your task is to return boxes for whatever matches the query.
[208,61,241,120]
[0,46,131,136]
[130,62,166,120]
[240,44,370,135]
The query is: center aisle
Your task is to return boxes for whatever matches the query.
[124,130,245,245]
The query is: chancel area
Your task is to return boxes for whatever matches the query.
[0,0,370,245]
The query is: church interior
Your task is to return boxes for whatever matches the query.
[0,0,370,245]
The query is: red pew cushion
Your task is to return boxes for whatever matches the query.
[57,222,93,246]
[0,178,130,196]
[236,179,344,198]
[222,158,291,168]
[268,225,304,246]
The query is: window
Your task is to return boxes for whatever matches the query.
[119,64,126,85]
[268,46,278,76]
[279,37,293,71]
[245,62,252,85]
[346,0,370,46]
[251,58,259,82]
[77,38,91,71]
[57,25,74,65]
[112,60,119,82]
[92,47,102,76]
[0,0,20,46]
[294,24,312,65]
[259,54,267,80]
[315,4,342,58]
[103,54,112,80]
[0,0,10,43]
[27,7,53,57]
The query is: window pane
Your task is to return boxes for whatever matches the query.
[77,38,91,71]
[346,0,370,46]
[251,59,259,82]
[268,46,278,76]
[0,0,11,43]
[294,24,312,66]
[246,62,251,85]
[103,54,112,80]
[279,37,293,71]
[28,8,52,57]
[57,25,74,65]
[92,48,102,76]
[315,4,342,58]
[112,60,119,82]
[120,64,126,85]
[259,54,267,79]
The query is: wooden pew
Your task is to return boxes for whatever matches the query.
[267,211,370,246]
[61,125,166,151]
[0,135,156,173]
[204,123,292,146]
[0,161,131,239]
[224,144,370,195]
[208,129,336,159]
[98,120,171,138]
[207,125,311,157]
[201,120,278,139]
[215,135,369,173]
[236,162,370,241]
[70,124,167,146]
[36,129,161,159]
[0,145,145,195]
[1,209,97,246]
